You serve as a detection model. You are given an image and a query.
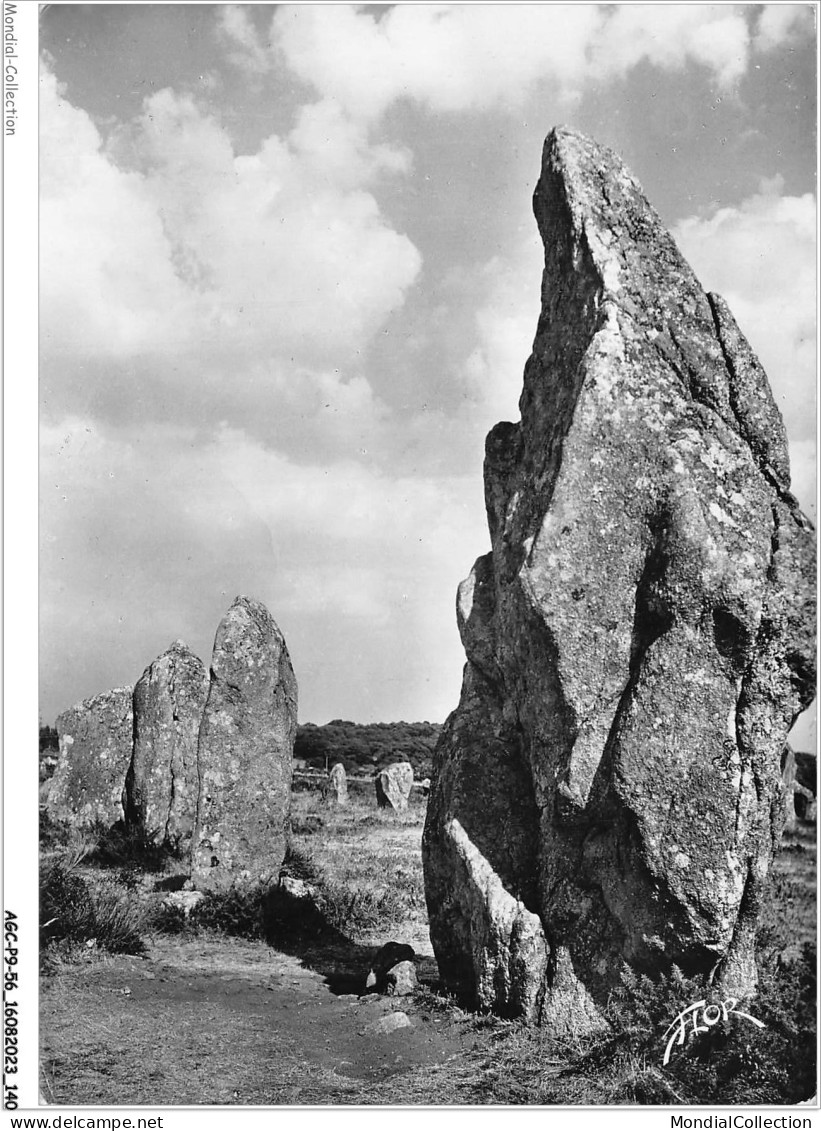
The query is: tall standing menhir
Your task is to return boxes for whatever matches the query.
[422,127,816,1032]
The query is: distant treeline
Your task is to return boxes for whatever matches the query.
[40,724,59,753]
[39,718,441,779]
[295,720,441,778]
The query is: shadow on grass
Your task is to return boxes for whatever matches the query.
[180,873,378,995]
[179,849,442,998]
[85,820,186,874]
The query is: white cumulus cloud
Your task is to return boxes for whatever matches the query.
[217,4,271,73]
[40,63,421,440]
[589,6,752,87]
[754,4,814,53]
[250,4,796,122]
[40,68,197,361]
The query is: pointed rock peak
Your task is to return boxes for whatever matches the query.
[541,125,644,219]
[166,638,192,655]
[542,126,644,192]
[527,125,789,488]
[535,125,699,303]
[230,594,255,609]
[224,594,286,635]
[138,640,194,679]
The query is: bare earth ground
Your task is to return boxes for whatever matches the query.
[41,795,498,1106]
[40,937,485,1105]
[40,795,816,1107]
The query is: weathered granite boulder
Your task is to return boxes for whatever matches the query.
[48,687,134,827]
[384,961,418,997]
[422,127,816,1031]
[159,890,206,919]
[324,762,348,807]
[279,875,315,902]
[365,1011,413,1035]
[375,762,414,811]
[365,941,416,992]
[124,640,209,848]
[191,596,298,890]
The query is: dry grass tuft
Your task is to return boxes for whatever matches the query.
[287,789,429,948]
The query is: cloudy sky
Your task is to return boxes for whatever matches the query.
[38,3,816,743]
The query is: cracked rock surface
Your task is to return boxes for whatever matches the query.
[191,596,298,890]
[125,640,209,849]
[422,127,816,1030]
[49,687,134,828]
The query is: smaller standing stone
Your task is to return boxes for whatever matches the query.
[125,640,209,848]
[375,762,414,811]
[781,745,817,832]
[324,762,348,807]
[191,596,298,890]
[48,687,134,827]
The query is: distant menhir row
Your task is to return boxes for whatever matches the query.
[46,595,297,890]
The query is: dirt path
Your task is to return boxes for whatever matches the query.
[41,935,486,1106]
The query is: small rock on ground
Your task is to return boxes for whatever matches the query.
[365,1011,414,1036]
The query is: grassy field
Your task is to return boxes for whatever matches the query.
[39,792,817,1106]
[288,788,430,950]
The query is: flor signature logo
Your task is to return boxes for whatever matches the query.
[662,998,765,1066]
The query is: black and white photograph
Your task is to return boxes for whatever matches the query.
[4,0,819,1118]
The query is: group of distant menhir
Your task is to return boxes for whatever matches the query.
[43,595,419,893]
